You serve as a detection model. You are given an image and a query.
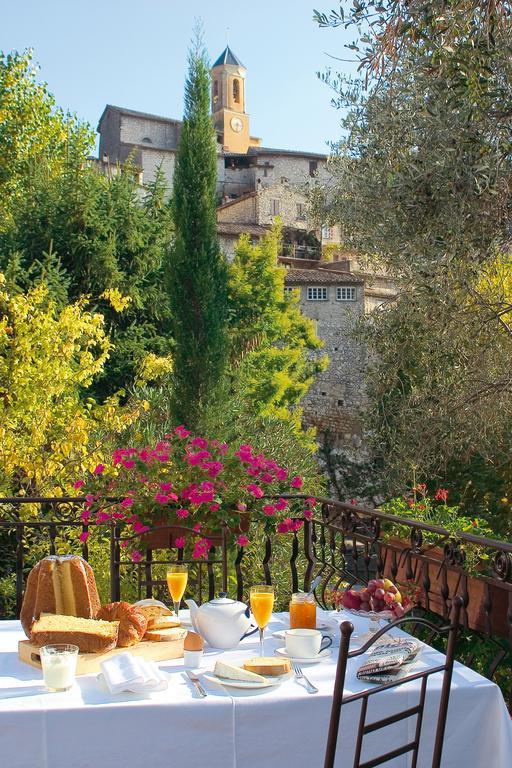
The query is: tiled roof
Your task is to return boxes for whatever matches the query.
[217,222,269,236]
[285,269,363,286]
[212,46,244,68]
[248,146,328,161]
[97,105,182,131]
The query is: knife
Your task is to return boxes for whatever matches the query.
[186,669,207,697]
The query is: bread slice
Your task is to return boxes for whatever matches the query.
[30,614,119,653]
[243,657,292,676]
[133,599,172,621]
[214,660,267,683]
[146,615,181,631]
[144,627,187,642]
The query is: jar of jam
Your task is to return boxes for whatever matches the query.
[289,592,317,629]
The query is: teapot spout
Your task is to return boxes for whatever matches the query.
[185,599,199,632]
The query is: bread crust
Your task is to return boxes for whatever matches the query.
[96,602,147,647]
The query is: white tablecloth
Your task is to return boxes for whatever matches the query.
[1,611,511,768]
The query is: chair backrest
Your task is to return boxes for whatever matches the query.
[324,595,464,768]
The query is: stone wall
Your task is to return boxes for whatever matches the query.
[293,284,367,445]
[217,194,257,223]
[120,114,180,150]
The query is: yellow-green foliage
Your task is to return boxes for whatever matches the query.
[228,225,328,442]
[0,50,93,232]
[0,274,139,497]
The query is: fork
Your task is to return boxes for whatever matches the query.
[292,662,318,694]
[185,669,207,698]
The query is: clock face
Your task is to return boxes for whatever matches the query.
[230,116,243,133]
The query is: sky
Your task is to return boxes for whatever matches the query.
[0,0,355,154]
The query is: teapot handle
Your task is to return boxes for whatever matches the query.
[241,624,259,640]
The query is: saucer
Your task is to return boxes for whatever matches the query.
[272,620,338,642]
[274,647,332,664]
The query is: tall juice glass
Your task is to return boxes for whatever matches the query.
[167,564,188,620]
[250,585,275,657]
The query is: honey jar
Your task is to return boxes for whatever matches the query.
[289,592,316,629]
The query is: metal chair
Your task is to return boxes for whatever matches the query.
[324,595,464,768]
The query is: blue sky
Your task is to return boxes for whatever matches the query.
[1,0,355,154]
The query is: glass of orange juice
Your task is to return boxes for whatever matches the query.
[250,584,275,657]
[167,564,188,621]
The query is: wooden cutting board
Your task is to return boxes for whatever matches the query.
[18,634,185,676]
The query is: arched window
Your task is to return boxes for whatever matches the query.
[213,80,219,102]
[141,137,152,144]
[233,78,240,104]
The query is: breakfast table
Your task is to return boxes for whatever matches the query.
[1,610,511,768]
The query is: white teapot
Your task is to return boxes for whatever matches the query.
[185,593,257,649]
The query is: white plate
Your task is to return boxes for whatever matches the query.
[203,671,293,689]
[274,647,332,664]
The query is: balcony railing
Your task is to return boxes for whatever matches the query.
[281,244,321,259]
[1,495,511,706]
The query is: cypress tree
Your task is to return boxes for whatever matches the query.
[168,38,229,428]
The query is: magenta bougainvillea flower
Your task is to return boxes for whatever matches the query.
[78,429,317,559]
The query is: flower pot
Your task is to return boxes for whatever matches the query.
[139,512,251,550]
[379,537,510,637]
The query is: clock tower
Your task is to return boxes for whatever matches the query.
[211,46,255,153]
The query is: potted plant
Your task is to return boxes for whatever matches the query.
[377,486,509,634]
[75,425,318,562]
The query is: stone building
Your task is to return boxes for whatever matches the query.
[96,45,395,443]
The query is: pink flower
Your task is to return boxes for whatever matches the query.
[193,523,202,533]
[237,501,247,512]
[154,492,169,504]
[160,482,173,492]
[80,510,91,522]
[435,488,449,502]
[260,472,274,484]
[209,503,220,512]
[203,461,224,478]
[305,497,317,506]
[175,536,186,549]
[218,443,228,454]
[275,468,288,482]
[176,508,189,519]
[156,453,169,462]
[247,484,264,498]
[132,520,149,533]
[277,521,291,534]
[120,539,129,548]
[131,550,143,563]
[303,509,313,520]
[138,449,151,462]
[192,538,213,560]
[95,511,110,524]
[93,464,105,475]
[122,459,136,469]
[120,497,134,508]
[190,437,208,449]
[79,531,90,543]
[236,535,249,547]
[290,475,303,489]
[263,504,276,517]
[275,497,288,511]
[175,425,191,438]
[350,498,358,506]
[73,480,85,490]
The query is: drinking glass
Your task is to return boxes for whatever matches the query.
[250,584,275,657]
[167,564,188,620]
[40,644,79,691]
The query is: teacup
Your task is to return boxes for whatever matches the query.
[284,628,332,659]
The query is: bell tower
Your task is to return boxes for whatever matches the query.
[211,46,251,153]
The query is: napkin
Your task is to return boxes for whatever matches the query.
[356,639,421,684]
[99,652,168,694]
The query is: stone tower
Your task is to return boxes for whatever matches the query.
[211,46,256,153]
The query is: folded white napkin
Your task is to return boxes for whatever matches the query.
[99,652,168,694]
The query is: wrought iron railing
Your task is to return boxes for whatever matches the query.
[1,495,511,705]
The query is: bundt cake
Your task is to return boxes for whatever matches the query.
[96,601,147,647]
[21,555,101,637]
